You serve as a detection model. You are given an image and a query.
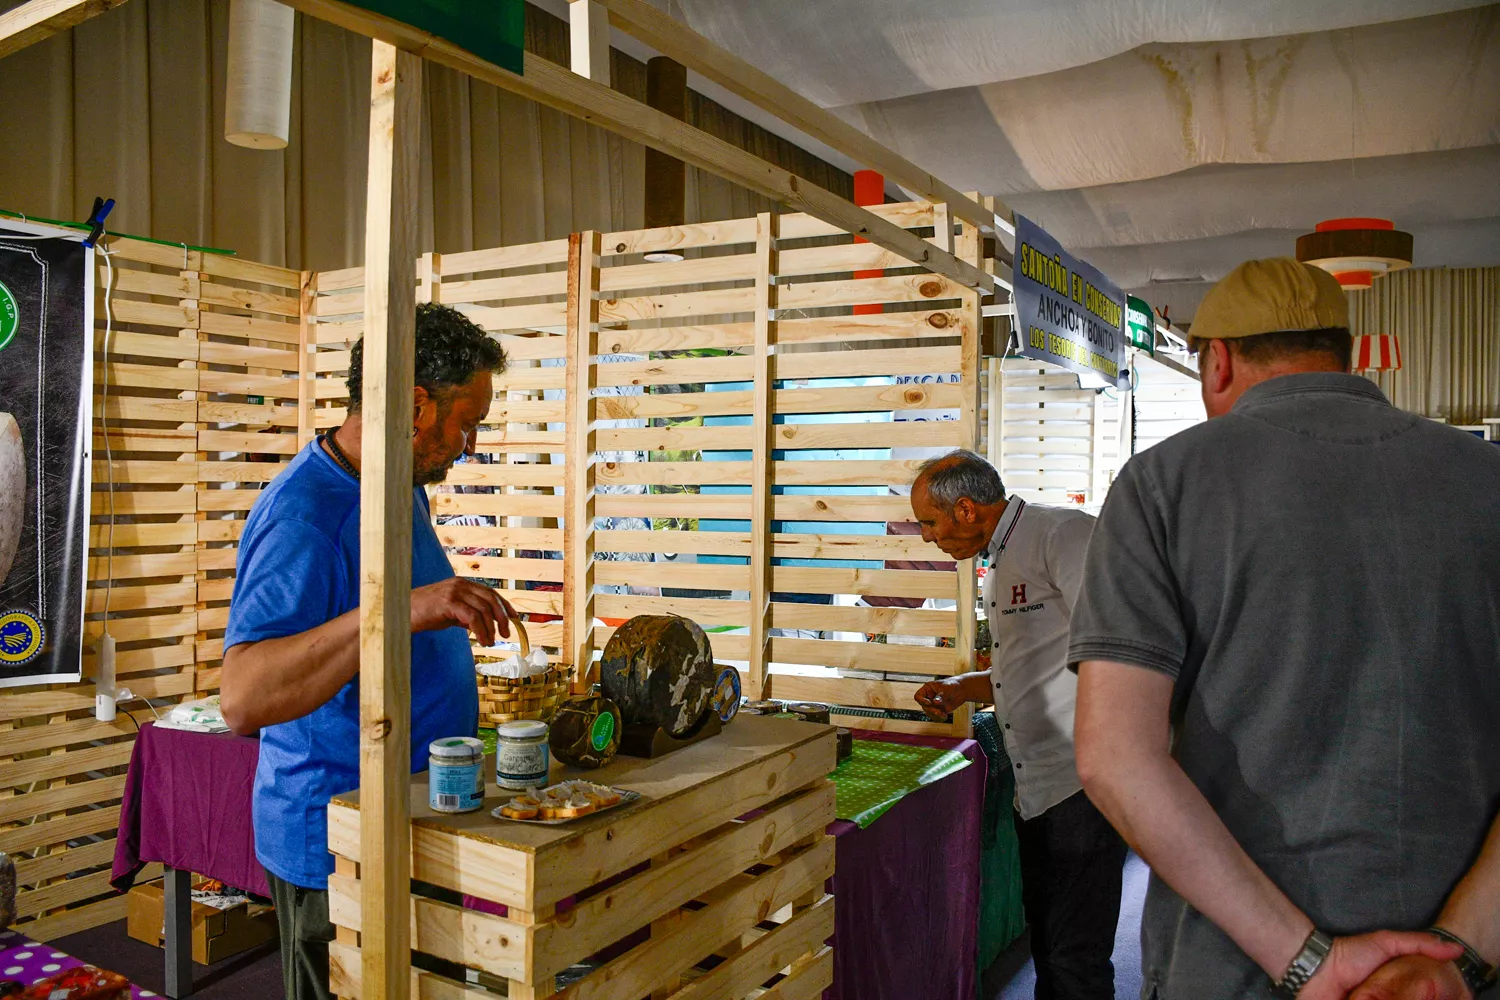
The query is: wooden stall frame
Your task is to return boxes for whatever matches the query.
[0,0,1045,982]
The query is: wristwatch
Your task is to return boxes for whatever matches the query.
[1429,926,1498,996]
[1277,929,1333,996]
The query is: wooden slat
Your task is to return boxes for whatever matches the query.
[200,251,302,289]
[199,280,301,317]
[768,673,927,711]
[16,895,129,944]
[557,838,834,1000]
[770,636,961,675]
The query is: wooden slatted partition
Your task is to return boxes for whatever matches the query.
[0,236,297,940]
[193,254,305,691]
[307,241,576,668]
[306,202,986,737]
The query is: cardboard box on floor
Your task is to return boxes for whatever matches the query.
[126,879,278,965]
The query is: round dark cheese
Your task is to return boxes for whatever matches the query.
[600,614,717,738]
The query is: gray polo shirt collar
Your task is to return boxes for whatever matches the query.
[1232,372,1389,413]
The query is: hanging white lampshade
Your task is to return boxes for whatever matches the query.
[224,0,295,150]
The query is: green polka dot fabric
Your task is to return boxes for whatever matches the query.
[830,739,973,828]
[478,727,497,757]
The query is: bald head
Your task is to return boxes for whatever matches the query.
[911,449,1008,560]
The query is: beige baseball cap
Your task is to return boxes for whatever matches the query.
[1191,257,1349,340]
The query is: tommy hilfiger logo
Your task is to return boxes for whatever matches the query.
[1011,584,1027,606]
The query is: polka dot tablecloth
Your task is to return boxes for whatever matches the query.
[0,928,153,998]
[829,738,973,828]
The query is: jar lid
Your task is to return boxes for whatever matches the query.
[429,736,483,757]
[497,720,548,739]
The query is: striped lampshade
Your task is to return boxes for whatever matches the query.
[1352,334,1402,371]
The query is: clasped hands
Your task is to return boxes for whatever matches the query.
[1297,934,1470,1000]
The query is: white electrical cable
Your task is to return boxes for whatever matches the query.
[96,243,120,721]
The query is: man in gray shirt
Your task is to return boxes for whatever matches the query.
[1068,258,1499,999]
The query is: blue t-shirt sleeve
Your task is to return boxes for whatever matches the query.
[225,518,348,650]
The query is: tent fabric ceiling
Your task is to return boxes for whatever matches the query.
[659,0,1500,319]
[669,0,1492,107]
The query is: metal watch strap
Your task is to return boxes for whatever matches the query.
[1277,929,1334,997]
[1429,926,1498,996]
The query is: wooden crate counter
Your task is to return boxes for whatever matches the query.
[324,714,838,1000]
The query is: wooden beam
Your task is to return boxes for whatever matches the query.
[0,0,128,60]
[644,56,687,230]
[747,212,777,700]
[275,0,996,294]
[567,0,610,86]
[564,231,600,688]
[359,38,421,1000]
[594,0,1012,234]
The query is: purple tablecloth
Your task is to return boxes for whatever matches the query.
[0,928,154,998]
[111,722,269,897]
[826,729,985,1000]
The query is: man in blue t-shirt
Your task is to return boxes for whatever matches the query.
[221,304,513,1000]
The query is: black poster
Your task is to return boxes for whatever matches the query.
[0,223,92,687]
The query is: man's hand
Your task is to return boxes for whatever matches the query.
[914,677,965,719]
[411,578,515,646]
[1348,955,1471,1000]
[1297,933,1465,1000]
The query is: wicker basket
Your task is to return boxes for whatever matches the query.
[474,615,572,726]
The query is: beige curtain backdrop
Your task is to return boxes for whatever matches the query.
[1350,266,1500,425]
[0,0,850,271]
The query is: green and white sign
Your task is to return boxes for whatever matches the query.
[0,280,17,351]
[1126,295,1155,355]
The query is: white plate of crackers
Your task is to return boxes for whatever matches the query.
[491,781,640,824]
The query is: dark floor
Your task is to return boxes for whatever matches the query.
[51,923,282,1000]
[986,852,1150,1000]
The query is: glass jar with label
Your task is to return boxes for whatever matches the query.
[497,720,550,790]
[428,736,485,813]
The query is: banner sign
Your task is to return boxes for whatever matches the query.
[0,224,93,688]
[1126,295,1156,355]
[1013,214,1128,387]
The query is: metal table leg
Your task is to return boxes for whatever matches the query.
[163,865,194,998]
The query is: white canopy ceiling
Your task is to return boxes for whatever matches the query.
[656,0,1500,321]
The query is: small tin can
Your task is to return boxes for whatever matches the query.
[497,720,551,790]
[428,737,484,813]
[790,702,831,725]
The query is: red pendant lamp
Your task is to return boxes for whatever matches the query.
[1295,218,1413,290]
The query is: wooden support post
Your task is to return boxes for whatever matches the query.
[567,0,610,86]
[565,231,600,689]
[416,251,441,305]
[950,208,986,738]
[643,56,687,230]
[297,270,317,449]
[747,212,778,700]
[358,38,422,1000]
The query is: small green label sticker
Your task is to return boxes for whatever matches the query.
[0,280,18,352]
[590,711,615,751]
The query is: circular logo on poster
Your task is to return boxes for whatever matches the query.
[0,280,18,352]
[0,611,44,665]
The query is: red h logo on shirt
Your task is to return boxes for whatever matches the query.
[1011,584,1027,605]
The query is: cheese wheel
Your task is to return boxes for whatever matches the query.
[549,695,622,768]
[0,413,24,589]
[600,615,716,738]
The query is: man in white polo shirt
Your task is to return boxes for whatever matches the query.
[912,449,1125,1000]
